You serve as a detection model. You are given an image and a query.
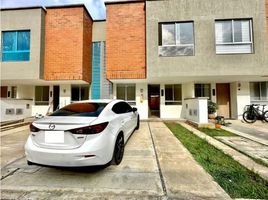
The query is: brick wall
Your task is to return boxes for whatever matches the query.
[44,7,92,82]
[106,2,146,79]
[83,9,93,82]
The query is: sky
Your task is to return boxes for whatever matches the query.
[0,0,106,20]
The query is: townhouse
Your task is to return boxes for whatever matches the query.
[0,5,111,121]
[1,0,268,122]
[106,0,268,120]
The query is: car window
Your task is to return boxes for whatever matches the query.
[112,102,133,114]
[50,103,107,117]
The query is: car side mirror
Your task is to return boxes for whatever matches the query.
[132,107,137,112]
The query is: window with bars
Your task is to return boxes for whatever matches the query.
[215,19,253,54]
[165,84,182,105]
[2,30,30,61]
[159,21,194,56]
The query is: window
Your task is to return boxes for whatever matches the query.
[71,85,89,102]
[2,30,30,61]
[35,86,49,105]
[159,22,194,56]
[250,82,268,101]
[116,84,136,105]
[165,84,182,105]
[11,86,17,98]
[195,84,211,99]
[50,103,107,117]
[112,102,133,114]
[215,19,253,54]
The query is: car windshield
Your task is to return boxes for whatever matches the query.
[50,103,107,117]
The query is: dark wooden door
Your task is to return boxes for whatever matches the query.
[53,86,60,111]
[216,83,231,118]
[1,86,8,98]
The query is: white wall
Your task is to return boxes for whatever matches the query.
[31,105,49,116]
[211,83,216,103]
[1,99,33,122]
[17,85,34,99]
[160,84,184,119]
[135,83,148,120]
[230,82,238,119]
[59,84,71,108]
[184,98,208,124]
[236,82,251,119]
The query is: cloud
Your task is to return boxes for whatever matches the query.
[0,0,106,19]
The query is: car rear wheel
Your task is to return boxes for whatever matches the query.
[112,133,124,165]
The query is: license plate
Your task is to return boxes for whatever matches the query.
[45,131,64,143]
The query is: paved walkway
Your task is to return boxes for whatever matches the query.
[1,125,29,167]
[149,122,231,200]
[216,136,268,164]
[225,120,268,142]
[179,122,268,181]
[1,122,230,199]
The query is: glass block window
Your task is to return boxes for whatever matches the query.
[2,30,30,61]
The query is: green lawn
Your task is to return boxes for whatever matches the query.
[165,122,268,199]
[199,127,237,137]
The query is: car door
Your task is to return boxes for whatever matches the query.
[112,102,134,141]
[121,102,136,139]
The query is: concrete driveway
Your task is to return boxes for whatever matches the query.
[1,122,230,199]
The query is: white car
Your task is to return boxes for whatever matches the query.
[25,99,139,167]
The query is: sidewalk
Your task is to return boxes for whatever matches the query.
[225,120,268,143]
[149,122,231,200]
[179,122,268,181]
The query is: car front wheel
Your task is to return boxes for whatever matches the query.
[135,115,140,130]
[112,133,124,165]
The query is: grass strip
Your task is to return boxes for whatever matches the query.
[199,128,237,137]
[165,122,268,199]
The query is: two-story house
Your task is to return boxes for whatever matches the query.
[1,0,268,121]
[0,5,111,121]
[106,0,268,120]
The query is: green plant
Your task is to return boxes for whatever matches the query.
[208,101,217,114]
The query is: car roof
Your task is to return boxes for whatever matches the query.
[78,99,123,104]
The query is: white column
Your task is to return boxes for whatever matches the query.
[59,85,71,108]
[135,83,148,120]
[236,82,250,119]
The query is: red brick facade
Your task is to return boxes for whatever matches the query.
[106,2,146,79]
[44,7,92,82]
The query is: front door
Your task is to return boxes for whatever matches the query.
[216,83,231,118]
[148,85,160,117]
[53,86,60,111]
